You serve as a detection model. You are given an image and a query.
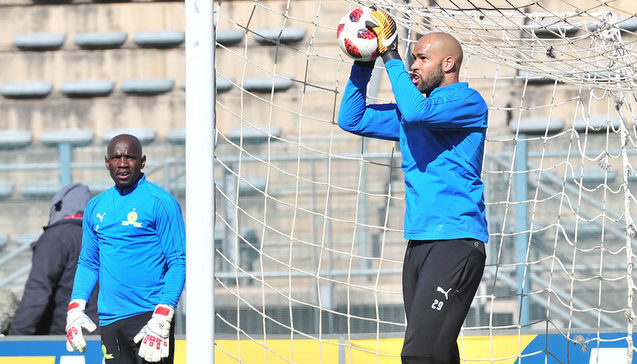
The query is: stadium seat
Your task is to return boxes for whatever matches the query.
[87,180,114,195]
[217,29,244,46]
[216,76,233,93]
[41,129,94,147]
[20,181,60,199]
[509,117,565,135]
[0,81,53,99]
[566,166,617,187]
[531,20,579,37]
[518,70,556,85]
[253,27,306,44]
[619,18,637,31]
[227,124,282,144]
[561,220,601,239]
[168,177,266,198]
[166,128,185,145]
[61,80,114,97]
[237,177,267,197]
[0,234,8,251]
[74,31,127,49]
[133,31,184,48]
[181,75,233,93]
[13,32,66,50]
[0,182,14,200]
[121,78,174,95]
[243,76,293,93]
[102,127,157,144]
[573,115,621,133]
[580,71,624,83]
[588,18,637,32]
[0,130,33,149]
[14,232,40,246]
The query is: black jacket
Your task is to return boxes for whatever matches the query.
[9,219,99,335]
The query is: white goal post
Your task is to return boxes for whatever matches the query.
[186,0,637,363]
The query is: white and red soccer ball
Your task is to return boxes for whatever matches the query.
[336,7,379,62]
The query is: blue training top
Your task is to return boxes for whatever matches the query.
[71,174,186,326]
[338,59,489,243]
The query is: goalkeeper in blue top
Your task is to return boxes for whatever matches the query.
[338,9,488,364]
[65,134,186,364]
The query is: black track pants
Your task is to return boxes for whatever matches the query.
[401,238,486,364]
[101,311,175,364]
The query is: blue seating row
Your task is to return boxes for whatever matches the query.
[11,27,307,51]
[0,75,293,98]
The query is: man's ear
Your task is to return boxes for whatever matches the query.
[104,156,109,169]
[141,155,146,169]
[442,56,456,73]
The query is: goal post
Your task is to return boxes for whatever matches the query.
[198,0,637,362]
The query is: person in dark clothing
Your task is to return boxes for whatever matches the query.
[9,183,98,335]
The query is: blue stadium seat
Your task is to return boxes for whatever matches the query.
[20,181,60,199]
[217,29,244,46]
[253,27,306,45]
[41,129,94,147]
[0,182,14,200]
[227,124,281,144]
[61,80,114,97]
[182,75,233,93]
[619,18,637,31]
[216,76,233,93]
[14,232,40,246]
[588,18,637,33]
[0,130,33,149]
[518,70,555,85]
[567,166,617,187]
[509,117,565,135]
[102,127,157,144]
[121,78,174,95]
[0,234,8,251]
[0,81,53,99]
[237,177,267,197]
[13,32,66,50]
[87,180,114,195]
[532,21,579,37]
[166,128,185,145]
[243,76,293,93]
[133,31,184,48]
[74,31,127,49]
[573,115,621,133]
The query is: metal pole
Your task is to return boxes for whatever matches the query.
[58,143,72,186]
[185,1,215,363]
[514,135,530,326]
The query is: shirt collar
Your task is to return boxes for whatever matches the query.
[116,174,146,196]
[429,82,468,97]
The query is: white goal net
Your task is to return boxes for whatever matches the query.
[210,0,637,362]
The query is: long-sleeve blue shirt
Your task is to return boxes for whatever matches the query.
[338,59,489,243]
[71,175,186,326]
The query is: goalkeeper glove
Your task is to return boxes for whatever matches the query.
[365,7,400,62]
[133,304,175,362]
[65,299,97,353]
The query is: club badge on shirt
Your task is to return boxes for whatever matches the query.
[122,209,142,227]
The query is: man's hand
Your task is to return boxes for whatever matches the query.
[365,8,398,57]
[65,299,97,353]
[134,304,175,362]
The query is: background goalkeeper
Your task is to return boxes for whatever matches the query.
[338,9,488,364]
[65,134,186,363]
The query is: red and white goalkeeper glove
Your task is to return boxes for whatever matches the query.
[65,299,97,353]
[133,304,175,362]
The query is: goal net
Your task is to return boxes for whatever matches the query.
[210,0,637,362]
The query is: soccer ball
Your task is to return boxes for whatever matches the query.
[336,7,379,62]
